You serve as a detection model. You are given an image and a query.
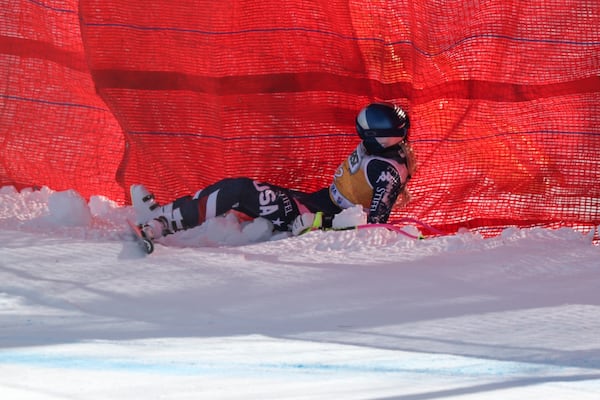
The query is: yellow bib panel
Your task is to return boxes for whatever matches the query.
[329,144,373,209]
[329,143,408,211]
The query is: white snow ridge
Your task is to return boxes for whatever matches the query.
[1,186,599,399]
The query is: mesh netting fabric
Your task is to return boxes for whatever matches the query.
[2,0,599,237]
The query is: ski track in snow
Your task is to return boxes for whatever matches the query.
[1,186,599,399]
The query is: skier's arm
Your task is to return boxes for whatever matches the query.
[365,159,403,224]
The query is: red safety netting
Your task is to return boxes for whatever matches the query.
[2,0,599,238]
[1,0,124,199]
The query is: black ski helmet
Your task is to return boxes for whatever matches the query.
[356,102,410,153]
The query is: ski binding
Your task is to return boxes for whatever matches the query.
[127,219,155,254]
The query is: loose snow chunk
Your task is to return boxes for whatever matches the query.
[332,205,367,229]
[241,217,275,242]
[0,185,18,195]
[47,189,92,227]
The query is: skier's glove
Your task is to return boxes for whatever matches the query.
[292,212,335,236]
[292,212,321,236]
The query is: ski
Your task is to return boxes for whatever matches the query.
[127,219,154,254]
[350,219,444,239]
[355,223,423,239]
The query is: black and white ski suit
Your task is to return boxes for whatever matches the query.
[167,142,411,232]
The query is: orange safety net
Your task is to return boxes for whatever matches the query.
[2,0,599,237]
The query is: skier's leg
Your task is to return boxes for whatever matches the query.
[133,178,260,238]
[133,177,303,238]
[193,177,260,219]
[193,177,305,231]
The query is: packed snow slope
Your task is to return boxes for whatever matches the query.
[1,186,599,399]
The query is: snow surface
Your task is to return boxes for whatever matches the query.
[1,186,599,399]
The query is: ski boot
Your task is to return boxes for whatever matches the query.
[130,184,185,240]
[131,184,161,222]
